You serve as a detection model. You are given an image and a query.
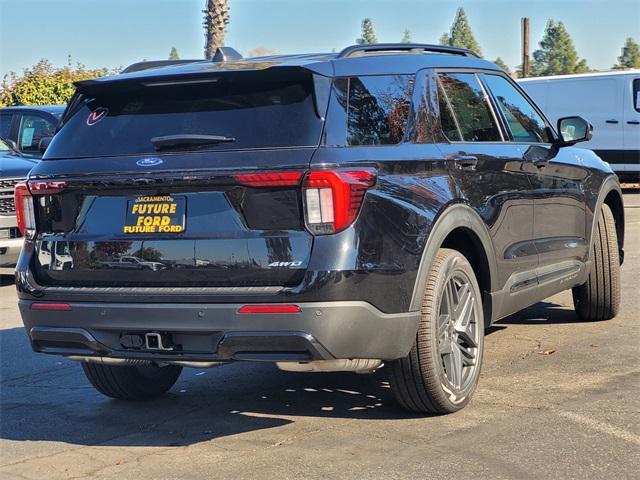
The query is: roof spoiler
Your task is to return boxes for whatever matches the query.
[121,60,202,74]
[121,47,243,74]
[337,43,480,59]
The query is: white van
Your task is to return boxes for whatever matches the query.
[519,70,640,182]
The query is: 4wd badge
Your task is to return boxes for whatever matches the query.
[269,261,303,268]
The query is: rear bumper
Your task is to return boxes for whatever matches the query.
[19,300,420,362]
[0,237,22,274]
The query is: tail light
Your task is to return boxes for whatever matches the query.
[14,181,66,239]
[231,168,376,235]
[302,169,376,234]
[14,183,35,238]
[233,172,302,187]
[28,181,66,194]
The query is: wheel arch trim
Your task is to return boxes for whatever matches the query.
[589,175,624,264]
[409,203,498,312]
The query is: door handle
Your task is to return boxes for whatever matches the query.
[627,120,640,125]
[455,155,478,169]
[605,119,619,124]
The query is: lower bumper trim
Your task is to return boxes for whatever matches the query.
[30,326,331,362]
[21,300,421,361]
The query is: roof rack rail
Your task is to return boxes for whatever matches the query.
[337,43,480,59]
[121,60,201,74]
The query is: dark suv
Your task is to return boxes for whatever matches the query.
[15,44,624,414]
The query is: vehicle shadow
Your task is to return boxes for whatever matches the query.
[497,300,583,325]
[0,326,423,449]
[0,297,592,448]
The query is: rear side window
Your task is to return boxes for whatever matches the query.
[437,82,462,141]
[483,75,550,143]
[437,72,501,142]
[18,114,57,153]
[634,78,640,113]
[45,70,325,159]
[345,75,413,145]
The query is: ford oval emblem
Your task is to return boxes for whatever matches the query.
[136,157,163,167]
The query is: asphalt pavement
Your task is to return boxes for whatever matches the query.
[0,193,638,480]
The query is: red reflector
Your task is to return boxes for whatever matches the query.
[238,304,301,314]
[233,172,302,187]
[30,302,72,311]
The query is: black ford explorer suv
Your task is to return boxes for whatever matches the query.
[15,44,624,414]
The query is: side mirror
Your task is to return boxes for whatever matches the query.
[38,136,53,154]
[556,116,592,147]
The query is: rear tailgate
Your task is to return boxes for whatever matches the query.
[28,67,326,288]
[31,153,314,287]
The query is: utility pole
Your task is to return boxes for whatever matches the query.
[521,17,530,78]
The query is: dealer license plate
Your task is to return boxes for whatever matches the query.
[123,195,186,234]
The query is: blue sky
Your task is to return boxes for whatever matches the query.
[1,0,638,77]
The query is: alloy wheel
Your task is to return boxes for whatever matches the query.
[437,271,481,394]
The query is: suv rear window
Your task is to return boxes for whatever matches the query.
[343,75,413,146]
[45,69,325,159]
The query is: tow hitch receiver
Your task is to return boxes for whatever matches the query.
[145,332,174,351]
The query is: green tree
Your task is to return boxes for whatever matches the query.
[133,246,163,262]
[356,18,377,45]
[168,47,180,60]
[613,37,640,69]
[401,29,412,44]
[0,58,114,107]
[203,0,229,58]
[494,57,511,74]
[440,8,482,56]
[531,20,589,76]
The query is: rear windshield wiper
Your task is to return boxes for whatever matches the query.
[151,134,236,150]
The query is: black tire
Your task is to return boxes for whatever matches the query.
[389,248,485,415]
[572,203,621,321]
[81,362,182,400]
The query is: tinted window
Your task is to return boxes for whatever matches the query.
[437,81,462,141]
[346,75,413,145]
[0,113,13,140]
[18,114,57,153]
[634,78,640,113]
[46,70,324,159]
[484,75,550,143]
[437,73,501,142]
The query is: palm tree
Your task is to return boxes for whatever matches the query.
[203,0,230,58]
